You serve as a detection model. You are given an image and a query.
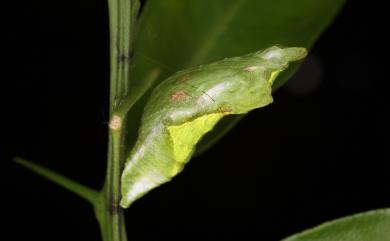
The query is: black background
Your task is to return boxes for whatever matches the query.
[5,0,389,241]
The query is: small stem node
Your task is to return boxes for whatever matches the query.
[109,115,122,131]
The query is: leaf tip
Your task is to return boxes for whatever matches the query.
[13,156,31,168]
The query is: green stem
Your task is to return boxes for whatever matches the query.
[108,0,140,112]
[100,130,127,241]
[98,1,140,241]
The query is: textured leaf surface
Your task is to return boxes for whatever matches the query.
[125,0,346,155]
[120,46,307,208]
[282,209,390,241]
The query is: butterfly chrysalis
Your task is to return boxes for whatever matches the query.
[120,46,307,208]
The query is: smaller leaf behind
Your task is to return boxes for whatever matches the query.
[282,209,390,241]
[120,46,307,208]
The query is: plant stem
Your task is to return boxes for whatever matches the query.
[108,0,140,111]
[99,130,127,241]
[97,1,140,241]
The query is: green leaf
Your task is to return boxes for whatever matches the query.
[14,157,99,205]
[120,46,307,208]
[125,0,346,155]
[282,209,390,241]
